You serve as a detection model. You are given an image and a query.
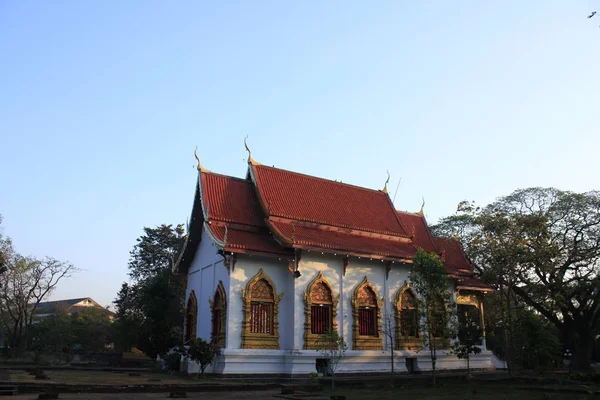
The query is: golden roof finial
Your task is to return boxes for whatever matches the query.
[244,135,256,164]
[416,197,425,216]
[194,146,204,171]
[382,170,390,194]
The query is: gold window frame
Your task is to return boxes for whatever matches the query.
[303,271,340,349]
[240,269,283,349]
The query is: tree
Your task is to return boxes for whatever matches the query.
[111,283,140,352]
[483,292,561,373]
[380,311,396,386]
[183,338,219,378]
[29,312,74,359]
[0,215,13,275]
[409,248,456,388]
[451,310,483,376]
[135,269,185,358]
[433,188,600,371]
[29,307,112,358]
[0,255,76,352]
[316,331,347,388]
[128,224,185,281]
[70,307,113,352]
[113,224,186,359]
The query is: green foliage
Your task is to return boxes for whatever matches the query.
[484,292,561,371]
[29,308,113,358]
[182,338,219,378]
[309,371,319,383]
[113,224,186,359]
[432,188,600,371]
[450,310,483,374]
[409,249,456,386]
[164,351,182,372]
[128,224,186,282]
[29,314,74,355]
[316,331,347,388]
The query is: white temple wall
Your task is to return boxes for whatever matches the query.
[185,245,493,375]
[227,255,292,350]
[293,252,343,350]
[186,226,229,343]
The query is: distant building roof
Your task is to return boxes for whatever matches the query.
[35,297,111,316]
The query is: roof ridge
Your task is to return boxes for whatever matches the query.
[270,217,411,238]
[202,170,251,184]
[275,218,412,240]
[254,164,388,195]
[396,210,420,216]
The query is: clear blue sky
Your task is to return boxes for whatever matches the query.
[1,1,599,307]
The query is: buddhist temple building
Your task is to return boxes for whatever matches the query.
[175,144,493,376]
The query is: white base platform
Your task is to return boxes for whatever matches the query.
[183,349,494,376]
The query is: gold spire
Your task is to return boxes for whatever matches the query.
[244,135,257,164]
[416,197,425,216]
[382,170,390,194]
[194,146,205,171]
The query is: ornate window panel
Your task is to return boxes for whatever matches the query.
[303,271,340,350]
[240,269,283,349]
[209,281,227,348]
[395,284,422,350]
[351,276,383,350]
[429,295,451,349]
[185,290,198,343]
[456,290,484,344]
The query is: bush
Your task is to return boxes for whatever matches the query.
[164,352,181,372]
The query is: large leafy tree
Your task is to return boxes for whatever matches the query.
[0,255,76,351]
[433,187,600,371]
[113,224,186,359]
[128,224,186,281]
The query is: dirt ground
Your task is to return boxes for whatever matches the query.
[7,391,282,400]
[8,369,195,385]
[6,386,600,400]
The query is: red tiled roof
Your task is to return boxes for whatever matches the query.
[433,237,474,276]
[396,211,438,253]
[192,162,490,290]
[268,220,416,260]
[200,172,264,227]
[199,171,290,257]
[455,276,494,292]
[432,237,493,292]
[250,164,410,236]
[209,225,291,256]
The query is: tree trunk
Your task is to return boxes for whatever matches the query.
[331,372,335,388]
[390,346,394,387]
[572,327,593,372]
[430,334,437,388]
[467,355,470,376]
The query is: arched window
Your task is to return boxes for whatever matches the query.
[241,269,283,349]
[303,272,339,349]
[184,291,198,343]
[351,277,383,350]
[430,295,447,339]
[395,285,421,350]
[210,281,227,348]
[456,291,484,345]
